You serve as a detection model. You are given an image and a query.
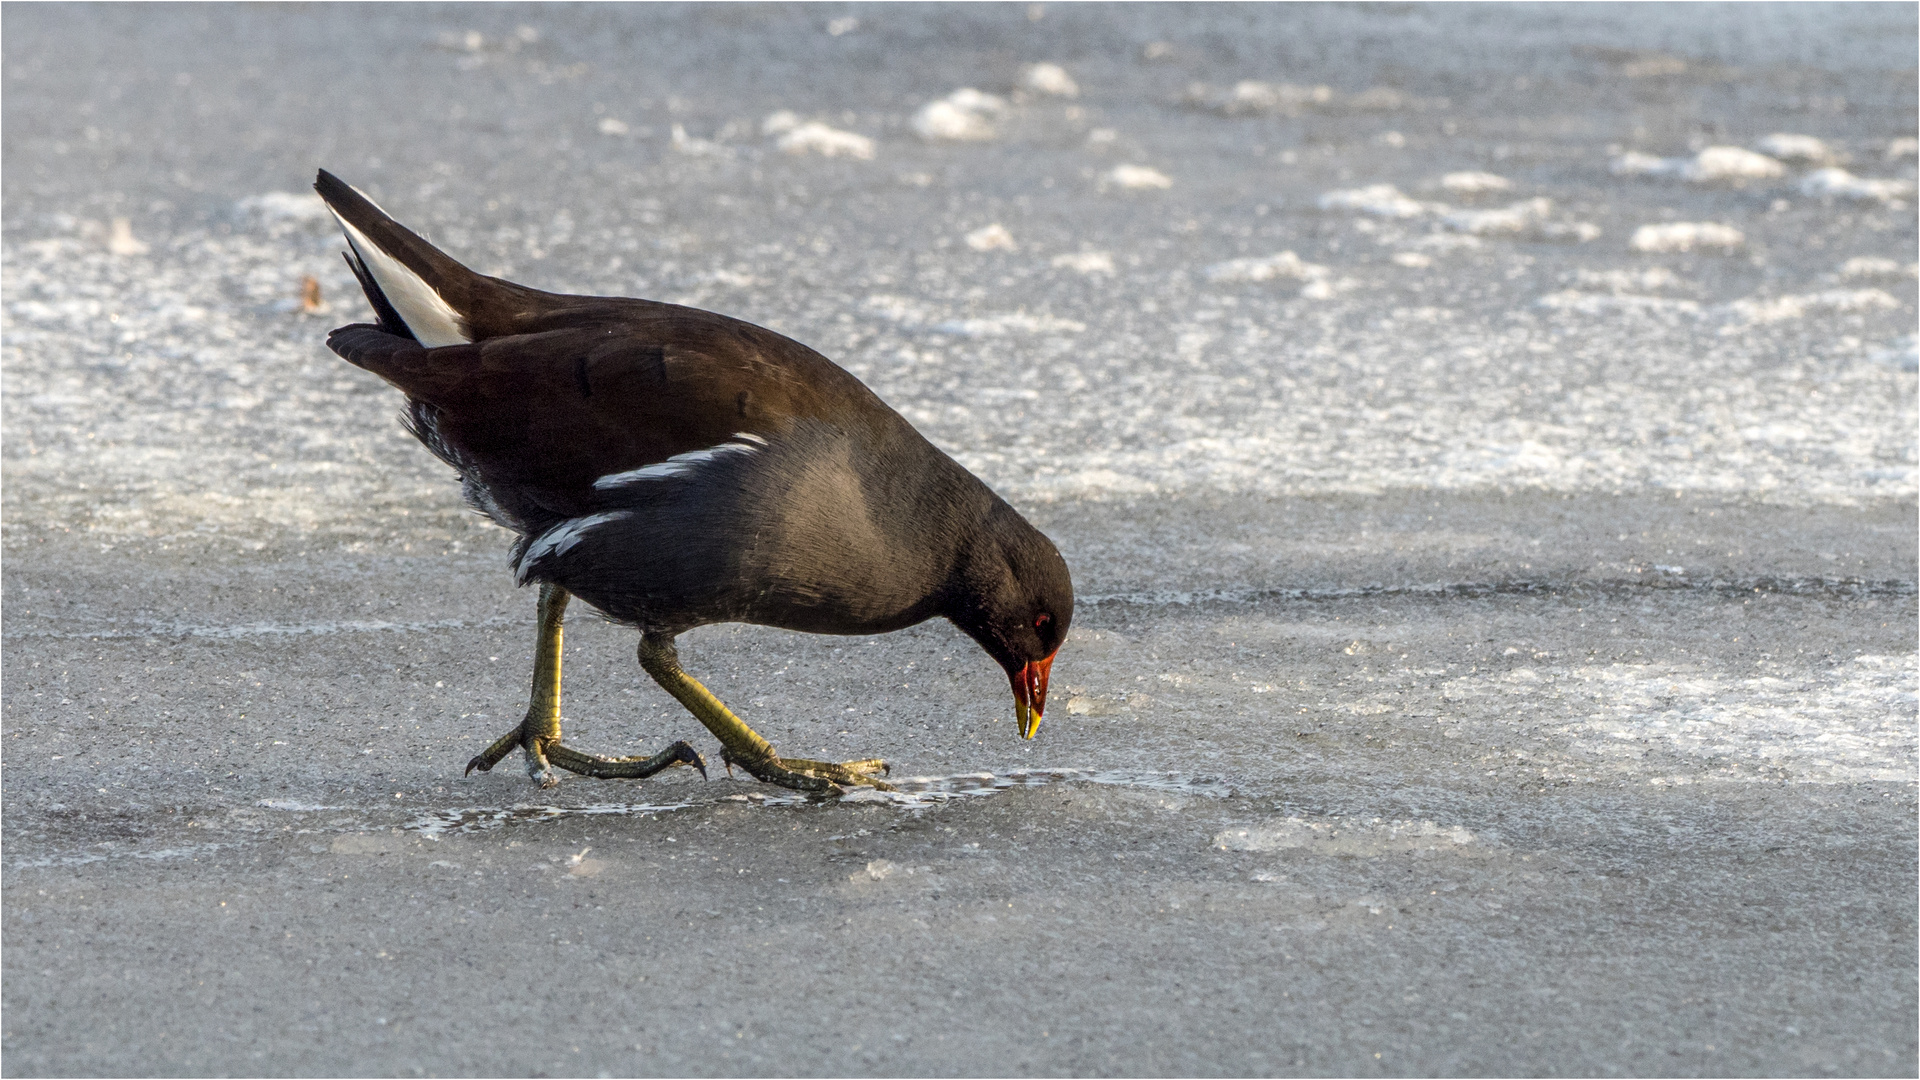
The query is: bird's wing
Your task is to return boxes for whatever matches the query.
[327,310,880,510]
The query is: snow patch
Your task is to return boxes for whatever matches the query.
[1438,171,1513,194]
[775,121,875,160]
[1799,168,1915,204]
[1318,183,1439,219]
[1724,289,1900,325]
[1105,164,1173,191]
[964,223,1016,251]
[932,313,1086,338]
[1537,292,1702,317]
[1754,133,1834,164]
[1020,62,1078,98]
[1203,251,1329,284]
[1572,267,1686,293]
[1050,251,1115,275]
[911,89,1006,142]
[1837,256,1912,280]
[1612,146,1785,182]
[1629,222,1745,253]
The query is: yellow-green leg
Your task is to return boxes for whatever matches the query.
[465,584,705,787]
[637,632,892,794]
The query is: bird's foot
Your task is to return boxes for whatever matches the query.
[464,718,704,786]
[721,748,893,794]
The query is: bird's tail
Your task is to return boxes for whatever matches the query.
[313,169,551,347]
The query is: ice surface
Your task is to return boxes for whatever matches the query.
[3,7,1914,1071]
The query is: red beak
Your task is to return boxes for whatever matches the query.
[1010,653,1055,739]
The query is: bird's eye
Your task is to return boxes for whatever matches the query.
[1034,613,1052,631]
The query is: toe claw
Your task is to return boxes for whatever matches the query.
[674,741,709,780]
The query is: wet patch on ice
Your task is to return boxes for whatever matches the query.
[708,769,1232,810]
[403,801,696,837]
[384,770,1233,825]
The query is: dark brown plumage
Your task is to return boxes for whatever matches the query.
[315,169,1071,790]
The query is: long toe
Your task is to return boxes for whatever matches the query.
[545,739,708,781]
[773,756,896,792]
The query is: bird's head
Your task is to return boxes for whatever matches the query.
[948,504,1074,740]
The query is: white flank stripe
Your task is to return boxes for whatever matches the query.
[329,209,471,347]
[591,434,766,490]
[515,511,628,584]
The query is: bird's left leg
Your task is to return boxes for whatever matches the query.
[464,584,705,787]
[638,633,892,793]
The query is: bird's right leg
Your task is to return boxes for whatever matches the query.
[638,633,892,794]
[466,584,705,787]
[464,583,572,785]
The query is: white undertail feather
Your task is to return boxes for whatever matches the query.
[328,208,471,348]
[591,434,768,490]
[515,511,630,584]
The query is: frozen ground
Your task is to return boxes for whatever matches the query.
[2,4,1915,1076]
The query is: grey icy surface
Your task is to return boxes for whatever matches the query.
[3,3,1916,1076]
